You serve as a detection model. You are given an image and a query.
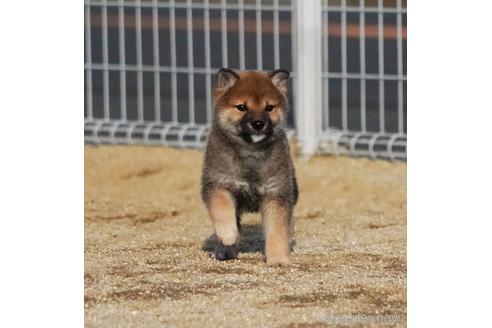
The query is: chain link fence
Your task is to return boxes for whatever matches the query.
[84,0,406,159]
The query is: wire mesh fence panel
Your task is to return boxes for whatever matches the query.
[84,0,406,160]
[84,0,296,148]
[319,0,407,160]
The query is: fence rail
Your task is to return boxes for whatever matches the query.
[85,0,406,160]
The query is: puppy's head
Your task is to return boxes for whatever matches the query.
[213,68,289,144]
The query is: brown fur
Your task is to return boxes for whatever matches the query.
[201,68,298,266]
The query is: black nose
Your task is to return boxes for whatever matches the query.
[251,120,265,131]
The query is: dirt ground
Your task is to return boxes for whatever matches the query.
[84,145,406,328]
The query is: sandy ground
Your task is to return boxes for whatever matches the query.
[84,145,406,328]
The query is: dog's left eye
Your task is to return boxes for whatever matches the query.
[265,104,274,112]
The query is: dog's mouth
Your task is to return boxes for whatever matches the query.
[250,134,266,143]
[239,131,271,144]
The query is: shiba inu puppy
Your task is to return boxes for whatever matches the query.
[201,68,298,266]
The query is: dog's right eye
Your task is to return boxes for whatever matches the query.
[235,104,248,112]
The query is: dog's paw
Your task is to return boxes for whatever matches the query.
[266,255,291,267]
[215,226,239,246]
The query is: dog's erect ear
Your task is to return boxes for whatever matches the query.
[215,68,240,90]
[268,69,289,94]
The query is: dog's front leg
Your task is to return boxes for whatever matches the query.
[206,188,239,260]
[261,199,292,266]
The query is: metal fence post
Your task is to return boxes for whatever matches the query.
[295,0,323,156]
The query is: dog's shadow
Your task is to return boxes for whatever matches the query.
[201,224,265,254]
[201,223,296,255]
